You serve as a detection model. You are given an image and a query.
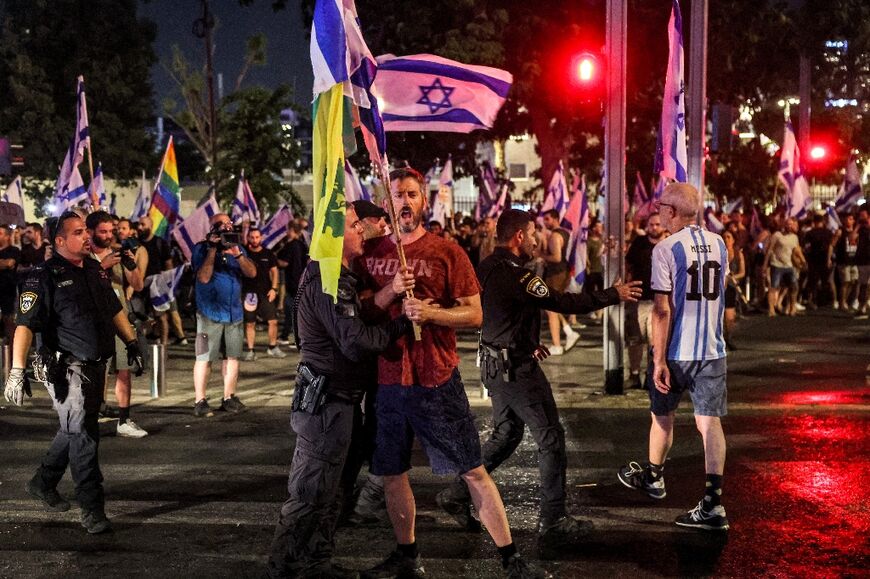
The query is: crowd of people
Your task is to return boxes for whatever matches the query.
[1,176,867,577]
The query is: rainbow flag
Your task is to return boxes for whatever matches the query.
[148,136,181,238]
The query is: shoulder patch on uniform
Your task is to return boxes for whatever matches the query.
[526,276,549,298]
[519,271,531,283]
[19,292,38,313]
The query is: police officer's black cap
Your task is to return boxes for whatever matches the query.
[352,200,388,221]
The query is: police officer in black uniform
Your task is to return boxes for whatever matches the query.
[3,211,144,535]
[267,203,412,578]
[436,209,642,553]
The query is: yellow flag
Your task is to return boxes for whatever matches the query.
[310,83,350,300]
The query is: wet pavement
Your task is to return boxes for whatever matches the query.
[0,309,867,577]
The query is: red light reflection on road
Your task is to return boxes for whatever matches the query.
[778,390,868,406]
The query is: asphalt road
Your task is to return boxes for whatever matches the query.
[0,309,867,578]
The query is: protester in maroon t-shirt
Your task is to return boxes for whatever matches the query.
[359,168,542,579]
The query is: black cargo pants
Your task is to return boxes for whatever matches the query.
[444,359,568,526]
[268,399,361,577]
[32,361,107,512]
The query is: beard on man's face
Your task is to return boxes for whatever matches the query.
[93,234,114,249]
[398,204,424,233]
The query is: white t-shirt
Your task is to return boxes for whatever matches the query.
[650,225,729,361]
[768,231,799,269]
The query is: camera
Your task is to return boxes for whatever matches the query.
[119,237,139,271]
[209,222,240,249]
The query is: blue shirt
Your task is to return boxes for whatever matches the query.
[191,242,246,324]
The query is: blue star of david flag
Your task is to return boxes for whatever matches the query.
[835,155,863,211]
[372,53,513,133]
[654,0,688,183]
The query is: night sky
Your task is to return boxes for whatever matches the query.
[137,0,314,110]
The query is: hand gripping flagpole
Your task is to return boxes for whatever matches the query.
[376,164,422,342]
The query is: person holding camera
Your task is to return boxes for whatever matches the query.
[190,213,257,417]
[267,203,413,578]
[86,211,149,438]
[3,211,144,534]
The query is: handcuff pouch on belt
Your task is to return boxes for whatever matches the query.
[480,343,513,383]
[33,348,69,390]
[293,363,328,415]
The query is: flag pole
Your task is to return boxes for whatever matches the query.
[80,83,100,209]
[376,163,422,342]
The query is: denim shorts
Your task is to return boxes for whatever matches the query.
[371,369,482,476]
[770,266,797,288]
[649,357,727,417]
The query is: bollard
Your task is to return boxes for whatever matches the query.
[150,343,166,398]
[1,343,10,384]
[480,383,489,401]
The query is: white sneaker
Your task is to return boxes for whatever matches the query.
[276,338,292,346]
[117,420,148,438]
[549,345,565,356]
[795,302,806,312]
[564,329,581,352]
[267,346,288,358]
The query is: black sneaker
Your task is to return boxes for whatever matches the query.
[626,373,643,390]
[504,554,549,579]
[99,403,119,420]
[81,509,112,534]
[675,500,730,531]
[220,395,247,413]
[436,487,481,532]
[361,550,425,578]
[193,399,214,418]
[538,515,593,552]
[617,461,666,499]
[26,479,70,512]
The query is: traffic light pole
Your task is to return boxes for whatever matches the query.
[603,0,627,395]
[687,0,708,199]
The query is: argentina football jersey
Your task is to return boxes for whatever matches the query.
[650,225,729,361]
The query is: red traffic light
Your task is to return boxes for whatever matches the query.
[570,52,600,86]
[809,145,826,160]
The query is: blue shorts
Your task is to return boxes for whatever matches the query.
[372,369,482,476]
[770,266,797,288]
[649,357,727,417]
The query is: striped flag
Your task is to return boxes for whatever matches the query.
[171,196,221,261]
[835,155,863,211]
[704,207,725,233]
[311,0,379,299]
[564,176,590,286]
[344,160,371,202]
[826,206,843,233]
[778,120,811,218]
[231,171,261,225]
[475,161,497,221]
[488,183,510,220]
[52,76,91,215]
[632,171,649,209]
[373,53,513,133]
[433,157,453,226]
[148,136,181,238]
[3,176,24,207]
[749,207,763,239]
[260,205,294,249]
[147,265,186,312]
[540,161,570,221]
[655,0,688,183]
[131,170,150,220]
[91,162,106,208]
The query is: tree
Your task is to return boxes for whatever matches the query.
[0,0,158,210]
[217,86,305,217]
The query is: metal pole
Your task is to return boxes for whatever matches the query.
[687,0,708,201]
[798,54,811,157]
[603,0,627,395]
[1,343,10,384]
[150,344,166,398]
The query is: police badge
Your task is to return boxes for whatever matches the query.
[526,277,549,298]
[19,291,38,313]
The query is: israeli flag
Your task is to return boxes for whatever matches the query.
[373,53,513,133]
[655,0,688,183]
[488,183,510,220]
[432,158,453,226]
[260,205,294,249]
[475,161,496,221]
[778,120,812,219]
[541,161,570,221]
[231,172,261,225]
[52,76,91,215]
[147,265,186,312]
[565,177,590,286]
[704,207,725,233]
[835,156,863,211]
[131,170,151,220]
[826,206,843,233]
[172,196,221,261]
[2,176,24,207]
[91,162,106,208]
[344,160,371,202]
